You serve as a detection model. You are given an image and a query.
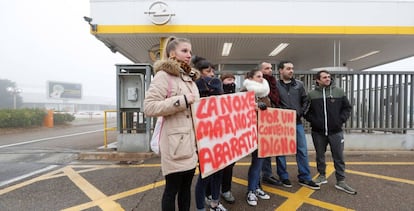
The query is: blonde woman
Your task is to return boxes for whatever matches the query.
[144,36,199,211]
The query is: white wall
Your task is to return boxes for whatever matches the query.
[90,0,414,26]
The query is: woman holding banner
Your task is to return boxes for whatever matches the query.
[144,36,199,211]
[242,68,271,206]
[192,56,227,211]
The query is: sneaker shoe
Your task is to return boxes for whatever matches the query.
[205,195,212,206]
[209,202,227,211]
[246,191,258,206]
[281,179,293,188]
[299,180,320,190]
[221,191,235,204]
[335,181,357,195]
[255,188,270,200]
[314,175,328,185]
[262,176,283,186]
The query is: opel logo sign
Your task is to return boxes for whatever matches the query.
[144,1,175,25]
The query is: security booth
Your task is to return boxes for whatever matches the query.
[116,63,152,152]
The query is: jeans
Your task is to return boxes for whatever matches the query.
[162,168,195,211]
[207,162,235,195]
[248,150,264,191]
[262,157,275,178]
[276,124,312,181]
[312,131,345,181]
[195,170,223,209]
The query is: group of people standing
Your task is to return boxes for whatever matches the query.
[143,36,356,211]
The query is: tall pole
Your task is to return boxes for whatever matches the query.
[7,87,22,109]
[13,94,16,109]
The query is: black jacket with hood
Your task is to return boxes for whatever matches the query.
[304,82,352,135]
[276,79,308,124]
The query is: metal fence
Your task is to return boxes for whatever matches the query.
[295,71,414,133]
[230,71,414,133]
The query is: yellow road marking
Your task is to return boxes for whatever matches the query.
[275,165,353,211]
[232,165,354,211]
[63,180,166,211]
[1,161,413,210]
[62,166,123,211]
[0,167,64,195]
[346,169,414,185]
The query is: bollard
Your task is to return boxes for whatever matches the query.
[43,109,54,128]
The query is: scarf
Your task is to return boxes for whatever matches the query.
[263,74,280,107]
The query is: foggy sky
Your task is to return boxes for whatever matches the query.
[0,0,130,105]
[1,0,413,106]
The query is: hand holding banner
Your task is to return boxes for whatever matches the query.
[192,91,258,178]
[258,108,297,158]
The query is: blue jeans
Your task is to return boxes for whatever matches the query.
[270,124,312,181]
[195,170,223,209]
[248,149,264,191]
[262,156,276,178]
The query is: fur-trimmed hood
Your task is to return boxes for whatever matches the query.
[153,59,182,76]
[243,78,270,98]
[153,59,200,80]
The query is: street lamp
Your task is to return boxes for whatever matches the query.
[7,87,22,109]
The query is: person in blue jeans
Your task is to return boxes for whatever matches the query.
[257,61,284,187]
[193,56,227,211]
[243,69,272,206]
[262,61,320,190]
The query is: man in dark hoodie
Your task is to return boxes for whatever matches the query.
[257,61,284,187]
[305,70,356,195]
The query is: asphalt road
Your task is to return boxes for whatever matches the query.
[0,118,413,211]
[0,118,116,187]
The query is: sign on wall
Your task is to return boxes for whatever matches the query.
[258,108,296,158]
[47,81,82,99]
[192,91,258,178]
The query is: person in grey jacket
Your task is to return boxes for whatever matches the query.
[305,70,356,195]
[144,36,199,211]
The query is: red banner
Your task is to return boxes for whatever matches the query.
[192,91,258,178]
[258,108,297,158]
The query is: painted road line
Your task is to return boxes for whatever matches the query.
[62,166,124,211]
[0,165,58,188]
[65,180,166,211]
[0,130,103,149]
[347,169,414,185]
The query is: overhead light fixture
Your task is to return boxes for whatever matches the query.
[268,43,289,56]
[222,42,233,56]
[348,50,380,62]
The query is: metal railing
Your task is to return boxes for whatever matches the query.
[231,71,414,133]
[103,110,117,148]
[296,71,413,133]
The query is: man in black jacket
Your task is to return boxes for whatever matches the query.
[273,61,320,190]
[305,70,356,195]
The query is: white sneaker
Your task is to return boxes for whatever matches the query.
[205,195,212,206]
[255,188,270,200]
[221,191,235,204]
[246,191,258,206]
[314,175,328,185]
[209,202,227,211]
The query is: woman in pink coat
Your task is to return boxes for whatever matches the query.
[144,36,200,211]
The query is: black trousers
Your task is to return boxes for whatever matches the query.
[206,162,235,195]
[162,168,195,211]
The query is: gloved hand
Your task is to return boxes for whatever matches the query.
[257,102,267,110]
